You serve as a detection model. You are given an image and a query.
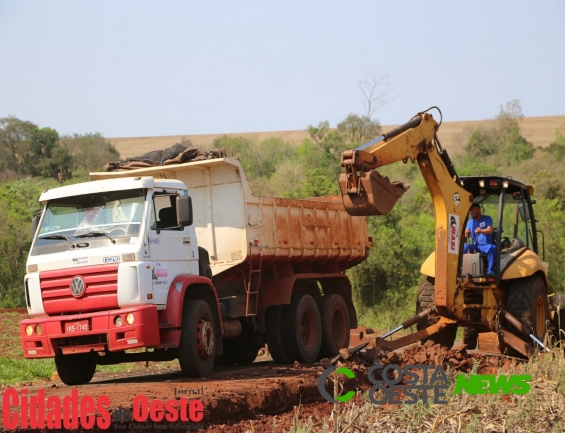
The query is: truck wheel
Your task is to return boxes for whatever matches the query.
[54,352,96,386]
[178,299,216,377]
[265,305,291,364]
[416,277,457,348]
[282,294,322,363]
[506,276,549,356]
[318,294,350,358]
[463,327,478,350]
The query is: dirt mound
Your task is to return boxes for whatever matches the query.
[326,339,523,384]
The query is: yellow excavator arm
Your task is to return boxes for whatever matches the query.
[339,108,472,309]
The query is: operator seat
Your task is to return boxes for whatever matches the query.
[157,207,177,229]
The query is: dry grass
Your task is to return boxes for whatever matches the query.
[108,116,565,160]
[286,348,565,433]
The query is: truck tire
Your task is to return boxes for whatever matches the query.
[506,276,549,356]
[178,299,216,377]
[416,277,457,348]
[318,294,350,358]
[265,305,291,364]
[463,327,478,350]
[282,294,322,363]
[54,352,96,386]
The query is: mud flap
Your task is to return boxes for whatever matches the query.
[339,169,408,216]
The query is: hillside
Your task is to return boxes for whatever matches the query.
[108,115,565,159]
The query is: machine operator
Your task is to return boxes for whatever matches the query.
[464,203,496,275]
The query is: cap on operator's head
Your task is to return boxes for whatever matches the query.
[470,203,481,209]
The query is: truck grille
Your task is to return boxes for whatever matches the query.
[40,264,119,315]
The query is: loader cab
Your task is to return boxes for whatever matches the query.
[459,176,539,279]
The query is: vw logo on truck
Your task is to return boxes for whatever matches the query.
[70,276,86,298]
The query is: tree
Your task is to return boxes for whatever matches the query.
[464,129,497,159]
[30,127,59,159]
[357,72,395,120]
[542,129,565,161]
[60,133,119,177]
[0,177,58,307]
[337,114,381,145]
[0,116,37,174]
[463,100,533,166]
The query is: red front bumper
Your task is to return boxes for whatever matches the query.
[20,305,160,358]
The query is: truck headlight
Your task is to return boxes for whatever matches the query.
[25,325,33,336]
[122,253,135,262]
[34,325,42,335]
[114,316,123,327]
[126,313,134,325]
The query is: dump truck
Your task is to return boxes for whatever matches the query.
[339,107,558,357]
[20,156,370,385]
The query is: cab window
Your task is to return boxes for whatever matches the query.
[150,193,181,230]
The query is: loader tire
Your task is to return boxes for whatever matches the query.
[416,277,457,349]
[265,305,291,364]
[318,294,350,358]
[506,276,549,357]
[54,352,96,386]
[463,327,478,350]
[282,294,322,363]
[550,295,565,345]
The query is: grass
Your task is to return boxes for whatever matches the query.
[0,357,181,386]
[0,310,179,385]
[0,357,55,385]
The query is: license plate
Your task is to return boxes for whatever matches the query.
[65,320,89,333]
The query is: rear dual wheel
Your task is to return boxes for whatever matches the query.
[282,294,322,363]
[266,294,350,363]
[319,294,350,358]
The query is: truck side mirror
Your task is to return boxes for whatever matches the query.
[31,215,40,239]
[176,195,193,227]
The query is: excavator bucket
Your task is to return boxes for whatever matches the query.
[339,169,408,216]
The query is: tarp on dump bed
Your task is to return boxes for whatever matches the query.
[104,143,226,172]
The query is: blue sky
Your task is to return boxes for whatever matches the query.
[0,1,563,137]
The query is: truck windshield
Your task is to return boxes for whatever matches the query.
[33,189,145,253]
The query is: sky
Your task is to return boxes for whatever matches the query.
[0,1,564,138]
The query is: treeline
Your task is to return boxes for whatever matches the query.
[0,117,119,306]
[0,117,119,183]
[213,101,565,326]
[1,104,565,325]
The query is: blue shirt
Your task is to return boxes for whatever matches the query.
[466,215,493,245]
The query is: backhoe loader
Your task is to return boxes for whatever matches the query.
[339,107,558,357]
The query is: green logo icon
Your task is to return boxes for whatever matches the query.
[318,366,356,403]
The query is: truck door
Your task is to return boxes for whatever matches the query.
[148,190,199,305]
